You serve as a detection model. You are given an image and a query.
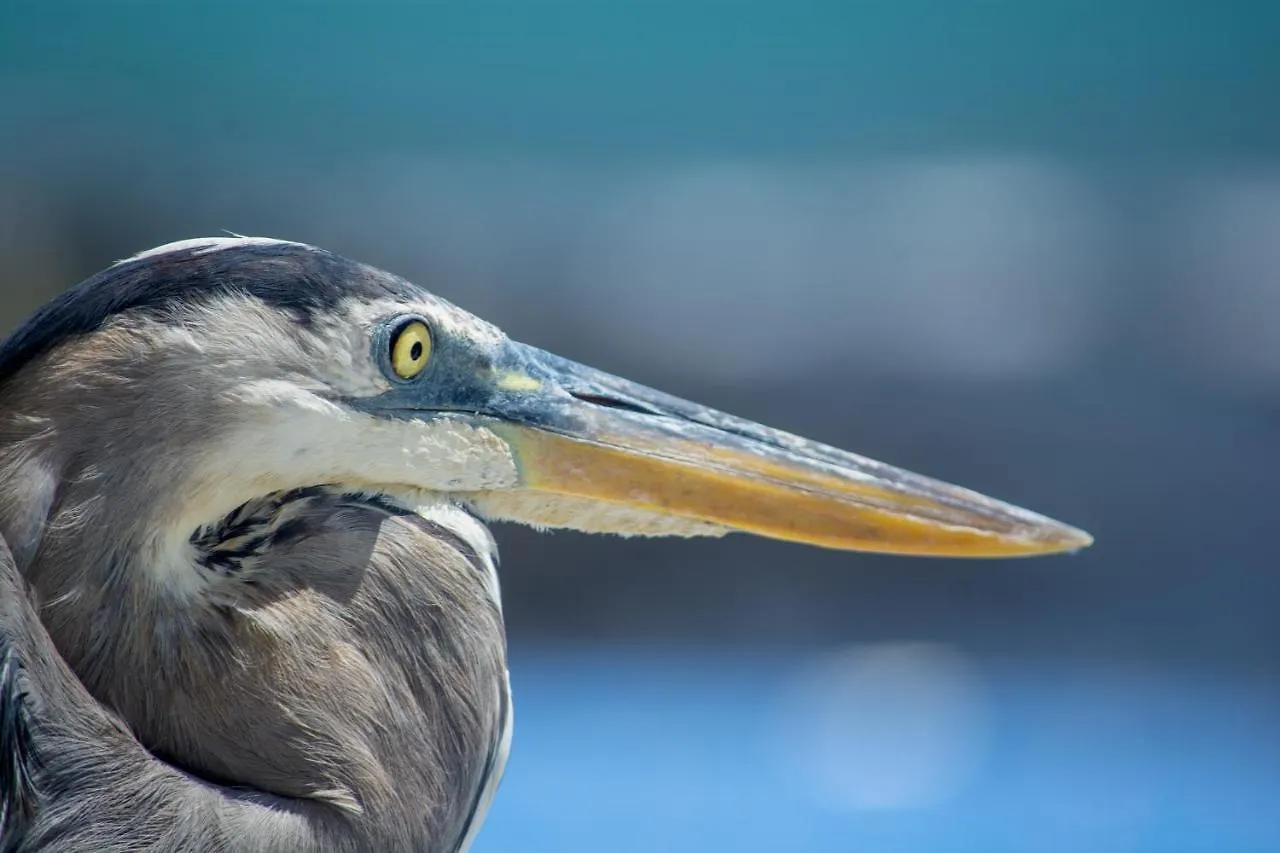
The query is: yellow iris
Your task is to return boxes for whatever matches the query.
[390,320,432,380]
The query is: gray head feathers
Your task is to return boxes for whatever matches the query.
[0,238,418,386]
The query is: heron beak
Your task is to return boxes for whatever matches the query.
[465,345,1091,558]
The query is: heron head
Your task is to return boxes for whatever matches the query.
[0,237,1090,589]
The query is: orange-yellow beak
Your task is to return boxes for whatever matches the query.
[407,344,1091,558]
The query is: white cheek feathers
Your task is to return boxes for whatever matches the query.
[151,394,520,581]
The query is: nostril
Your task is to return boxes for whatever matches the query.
[567,391,665,417]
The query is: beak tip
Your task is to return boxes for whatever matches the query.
[1065,528,1095,552]
[1028,520,1094,556]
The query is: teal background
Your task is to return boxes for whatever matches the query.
[2,3,1279,850]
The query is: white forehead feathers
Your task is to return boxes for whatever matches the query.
[116,236,311,266]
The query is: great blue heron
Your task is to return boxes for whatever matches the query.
[0,237,1090,852]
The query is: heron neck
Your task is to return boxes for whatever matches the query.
[25,484,511,850]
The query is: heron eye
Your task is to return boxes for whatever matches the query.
[389,320,432,380]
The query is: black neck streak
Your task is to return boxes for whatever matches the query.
[190,486,412,579]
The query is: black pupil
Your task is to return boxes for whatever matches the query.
[409,341,423,361]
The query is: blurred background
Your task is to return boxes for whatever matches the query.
[2,2,1279,850]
